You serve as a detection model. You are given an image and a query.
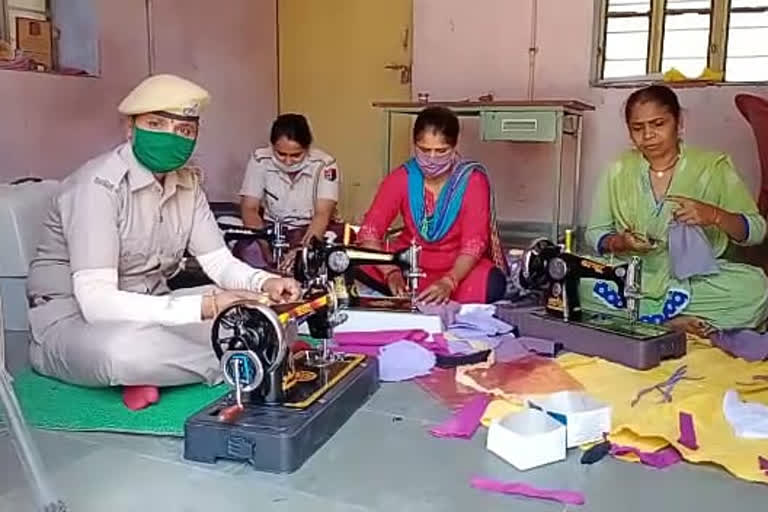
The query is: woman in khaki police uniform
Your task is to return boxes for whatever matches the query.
[236,114,342,268]
[26,74,301,411]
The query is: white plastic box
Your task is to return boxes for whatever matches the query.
[528,391,612,448]
[0,179,59,331]
[486,408,566,470]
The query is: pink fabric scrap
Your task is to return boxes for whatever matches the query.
[335,330,450,357]
[677,411,699,450]
[430,333,450,354]
[334,330,429,346]
[429,394,491,439]
[470,477,586,506]
[759,455,768,476]
[611,444,682,469]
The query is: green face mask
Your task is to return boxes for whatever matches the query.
[131,126,197,173]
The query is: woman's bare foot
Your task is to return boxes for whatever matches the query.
[665,315,715,338]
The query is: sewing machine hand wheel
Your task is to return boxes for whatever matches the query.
[221,350,264,392]
[293,237,326,283]
[211,302,289,388]
[520,238,557,289]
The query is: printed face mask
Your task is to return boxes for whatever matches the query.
[415,146,456,177]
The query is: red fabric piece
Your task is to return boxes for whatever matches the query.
[415,356,583,411]
[291,340,313,353]
[415,368,484,411]
[122,385,160,411]
[357,167,499,303]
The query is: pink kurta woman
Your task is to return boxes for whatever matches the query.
[356,106,508,304]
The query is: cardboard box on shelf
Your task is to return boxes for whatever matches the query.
[15,17,53,69]
[0,40,13,60]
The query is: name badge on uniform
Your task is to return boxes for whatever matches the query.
[93,176,115,192]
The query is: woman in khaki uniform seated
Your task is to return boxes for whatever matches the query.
[237,114,344,269]
[26,74,300,411]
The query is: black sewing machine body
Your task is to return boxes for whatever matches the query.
[219,220,292,266]
[184,290,379,473]
[520,240,631,322]
[498,238,686,370]
[293,237,424,312]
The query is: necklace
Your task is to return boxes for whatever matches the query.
[649,154,680,179]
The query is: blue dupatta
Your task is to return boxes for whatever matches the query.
[403,158,509,274]
[404,157,479,242]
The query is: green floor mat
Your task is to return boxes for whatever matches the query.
[11,370,228,437]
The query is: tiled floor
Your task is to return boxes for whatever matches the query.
[2,330,767,511]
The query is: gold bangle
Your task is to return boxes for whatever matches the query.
[713,208,723,227]
[208,289,219,319]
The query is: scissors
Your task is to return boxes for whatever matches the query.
[627,230,662,248]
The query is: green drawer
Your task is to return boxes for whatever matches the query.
[480,111,558,142]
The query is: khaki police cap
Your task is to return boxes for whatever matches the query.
[118,74,210,118]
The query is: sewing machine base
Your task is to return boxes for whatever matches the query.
[183,355,379,473]
[497,306,686,370]
[349,296,414,312]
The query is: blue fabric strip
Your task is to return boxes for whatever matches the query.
[740,213,750,241]
[405,158,483,243]
[595,231,614,255]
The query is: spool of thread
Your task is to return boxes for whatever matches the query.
[564,229,573,253]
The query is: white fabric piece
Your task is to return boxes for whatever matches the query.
[723,389,768,439]
[196,246,276,292]
[458,304,496,316]
[73,268,202,325]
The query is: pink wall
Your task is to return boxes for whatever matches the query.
[413,0,768,224]
[0,0,277,202]
[0,1,146,182]
[150,0,277,201]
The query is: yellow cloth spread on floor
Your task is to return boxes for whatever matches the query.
[482,339,768,483]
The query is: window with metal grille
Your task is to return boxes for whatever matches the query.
[595,0,768,83]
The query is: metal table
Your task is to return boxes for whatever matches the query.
[372,100,594,241]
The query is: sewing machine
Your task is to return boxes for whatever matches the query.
[219,220,290,266]
[293,236,425,312]
[183,285,379,473]
[497,237,686,370]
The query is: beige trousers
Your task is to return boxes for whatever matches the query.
[28,286,220,387]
